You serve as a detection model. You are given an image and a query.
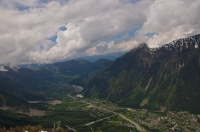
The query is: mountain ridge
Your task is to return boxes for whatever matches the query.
[43,58,112,76]
[0,58,113,110]
[83,34,200,113]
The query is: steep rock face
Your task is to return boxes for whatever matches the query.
[83,34,200,113]
[85,44,152,100]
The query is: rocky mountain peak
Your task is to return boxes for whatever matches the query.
[83,33,200,113]
[161,34,200,51]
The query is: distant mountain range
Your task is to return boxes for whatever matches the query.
[43,58,112,76]
[82,34,200,113]
[0,59,112,111]
[1,34,200,114]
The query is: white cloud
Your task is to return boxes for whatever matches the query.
[135,0,200,47]
[85,39,137,56]
[0,0,199,66]
[29,23,86,63]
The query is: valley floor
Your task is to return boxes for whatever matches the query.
[71,96,200,132]
[1,96,200,132]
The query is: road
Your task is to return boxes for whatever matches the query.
[85,115,116,126]
[118,113,144,132]
[81,100,145,132]
[66,125,76,132]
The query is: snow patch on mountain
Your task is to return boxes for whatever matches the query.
[0,66,8,72]
[161,34,200,50]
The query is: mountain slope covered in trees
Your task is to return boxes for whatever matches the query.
[0,58,112,110]
[83,34,200,113]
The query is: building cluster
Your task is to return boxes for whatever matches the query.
[126,109,200,131]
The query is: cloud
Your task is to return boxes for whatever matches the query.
[135,0,200,47]
[86,39,138,56]
[0,0,200,66]
[0,0,43,9]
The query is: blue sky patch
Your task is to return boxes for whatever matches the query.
[47,35,57,43]
[145,32,158,38]
[14,2,30,10]
[47,26,67,43]
[59,26,67,31]
[104,26,141,43]
[40,45,44,50]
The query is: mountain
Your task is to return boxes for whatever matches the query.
[19,64,45,68]
[0,66,54,100]
[43,58,100,76]
[0,89,29,109]
[0,58,112,109]
[93,59,113,68]
[83,34,200,113]
[69,59,113,87]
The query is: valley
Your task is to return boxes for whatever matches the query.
[1,0,200,131]
[0,34,200,131]
[1,94,200,132]
[68,96,200,132]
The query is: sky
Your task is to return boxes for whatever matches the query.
[0,0,200,66]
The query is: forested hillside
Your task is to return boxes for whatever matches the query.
[83,34,200,113]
